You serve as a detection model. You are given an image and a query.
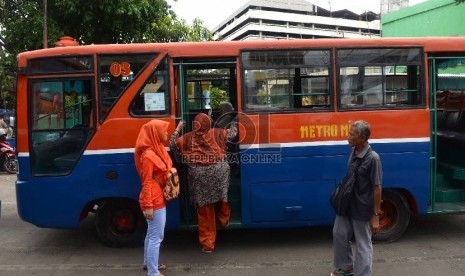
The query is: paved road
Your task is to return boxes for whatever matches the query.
[2,173,465,275]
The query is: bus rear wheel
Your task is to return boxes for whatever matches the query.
[95,199,146,247]
[372,190,410,243]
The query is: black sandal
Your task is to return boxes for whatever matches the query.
[143,264,167,271]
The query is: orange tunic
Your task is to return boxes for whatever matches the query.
[138,149,168,211]
[134,120,172,211]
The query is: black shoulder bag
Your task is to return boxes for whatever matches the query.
[330,157,363,216]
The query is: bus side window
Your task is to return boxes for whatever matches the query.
[130,57,170,117]
[30,79,93,175]
[337,48,423,110]
[299,75,330,109]
[242,49,331,112]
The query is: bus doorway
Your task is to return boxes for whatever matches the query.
[430,56,465,213]
[173,59,241,228]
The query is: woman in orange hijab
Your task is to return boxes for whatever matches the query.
[170,113,236,253]
[134,120,172,276]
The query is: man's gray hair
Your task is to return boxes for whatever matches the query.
[352,120,371,140]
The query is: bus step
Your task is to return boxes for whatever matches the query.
[178,220,242,230]
[435,187,465,203]
[436,173,451,188]
[438,162,465,181]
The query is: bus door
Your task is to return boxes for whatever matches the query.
[173,59,241,227]
[429,55,465,212]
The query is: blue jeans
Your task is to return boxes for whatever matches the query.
[144,207,166,276]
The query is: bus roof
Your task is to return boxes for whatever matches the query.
[17,37,465,67]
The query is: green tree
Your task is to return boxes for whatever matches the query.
[0,0,213,110]
[456,0,465,4]
[149,16,212,42]
[188,18,213,41]
[209,87,228,109]
[48,0,198,44]
[1,0,212,50]
[0,51,15,109]
[1,0,47,54]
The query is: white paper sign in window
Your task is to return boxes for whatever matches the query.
[144,93,165,111]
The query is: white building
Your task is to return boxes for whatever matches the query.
[381,0,409,15]
[212,0,381,41]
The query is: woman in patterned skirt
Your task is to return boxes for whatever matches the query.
[170,112,237,253]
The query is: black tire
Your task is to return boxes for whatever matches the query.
[372,190,410,243]
[95,199,146,247]
[3,157,17,174]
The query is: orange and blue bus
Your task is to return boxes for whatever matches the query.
[15,36,465,246]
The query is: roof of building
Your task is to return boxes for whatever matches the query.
[212,0,318,31]
[212,0,379,32]
[247,0,316,12]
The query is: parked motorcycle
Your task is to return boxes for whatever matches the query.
[0,129,17,174]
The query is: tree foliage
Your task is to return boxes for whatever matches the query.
[0,51,15,109]
[0,0,213,110]
[456,0,465,3]
[1,0,46,53]
[47,0,211,44]
[1,0,212,51]
[209,87,228,109]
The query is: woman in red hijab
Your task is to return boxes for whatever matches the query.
[170,113,236,253]
[134,120,172,276]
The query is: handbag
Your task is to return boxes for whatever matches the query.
[154,167,180,201]
[330,158,362,216]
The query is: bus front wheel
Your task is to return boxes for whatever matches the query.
[95,199,146,247]
[372,190,410,243]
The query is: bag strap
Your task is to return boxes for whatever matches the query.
[351,147,372,173]
[352,147,373,194]
[348,157,363,177]
[151,169,165,191]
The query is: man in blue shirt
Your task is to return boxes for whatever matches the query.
[331,120,383,276]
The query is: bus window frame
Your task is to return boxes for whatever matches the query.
[28,76,97,131]
[335,46,426,111]
[129,55,171,118]
[97,52,159,123]
[27,55,94,75]
[240,47,334,114]
[28,76,96,176]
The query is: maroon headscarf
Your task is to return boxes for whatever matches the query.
[175,113,227,165]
